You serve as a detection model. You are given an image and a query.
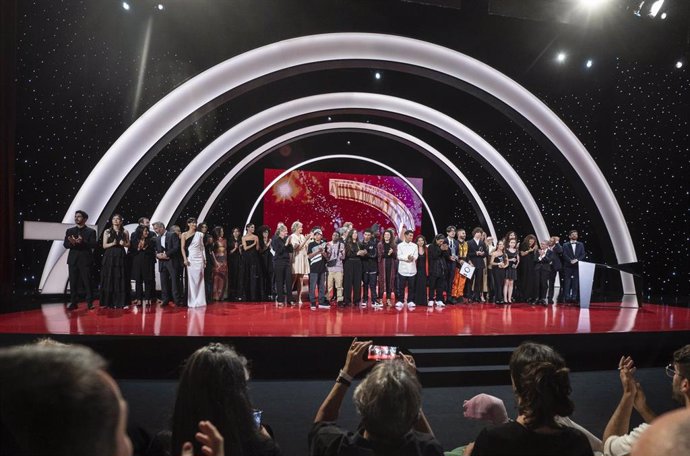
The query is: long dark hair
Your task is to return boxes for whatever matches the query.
[171,343,270,456]
[520,234,537,251]
[509,342,574,429]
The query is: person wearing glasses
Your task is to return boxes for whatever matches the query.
[602,345,690,456]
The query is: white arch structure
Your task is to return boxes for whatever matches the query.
[39,33,636,295]
[151,93,547,240]
[236,154,440,236]
[197,122,497,239]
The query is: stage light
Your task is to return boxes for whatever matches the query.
[675,60,683,69]
[586,59,593,68]
[157,4,164,10]
[122,2,130,10]
[660,12,667,19]
[579,0,609,9]
[648,0,664,17]
[556,52,567,63]
[346,140,351,145]
[374,72,381,80]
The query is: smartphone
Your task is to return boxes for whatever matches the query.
[366,344,399,361]
[252,409,263,429]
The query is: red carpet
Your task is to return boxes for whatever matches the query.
[0,301,687,337]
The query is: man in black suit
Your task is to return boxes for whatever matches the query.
[63,210,97,310]
[467,227,487,302]
[534,240,554,306]
[152,221,183,307]
[547,235,564,304]
[562,229,586,303]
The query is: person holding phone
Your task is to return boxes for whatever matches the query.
[309,339,443,456]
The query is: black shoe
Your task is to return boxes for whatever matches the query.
[87,302,94,310]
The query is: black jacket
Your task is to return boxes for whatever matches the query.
[63,225,97,266]
[272,235,293,265]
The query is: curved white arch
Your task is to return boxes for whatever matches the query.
[41,33,636,294]
[197,122,496,240]
[150,93,544,239]
[238,154,439,236]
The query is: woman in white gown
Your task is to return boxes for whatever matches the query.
[181,217,207,308]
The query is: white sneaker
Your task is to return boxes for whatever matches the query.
[372,302,384,310]
[359,302,367,308]
[435,301,446,307]
[395,301,404,310]
[407,301,416,309]
[428,300,434,307]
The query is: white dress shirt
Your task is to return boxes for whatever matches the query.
[397,241,419,277]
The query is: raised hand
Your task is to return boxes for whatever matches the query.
[343,338,375,378]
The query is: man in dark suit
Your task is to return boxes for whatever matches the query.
[534,240,554,306]
[547,236,564,304]
[63,210,97,310]
[152,221,183,307]
[562,229,586,303]
[467,227,487,302]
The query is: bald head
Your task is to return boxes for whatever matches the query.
[632,408,690,456]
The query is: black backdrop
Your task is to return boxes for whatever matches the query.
[8,0,689,302]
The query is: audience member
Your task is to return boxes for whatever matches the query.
[157,343,279,456]
[466,342,593,456]
[630,408,690,456]
[309,338,443,456]
[603,344,690,456]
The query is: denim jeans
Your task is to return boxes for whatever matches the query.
[309,271,326,304]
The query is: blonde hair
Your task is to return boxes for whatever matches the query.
[291,221,302,233]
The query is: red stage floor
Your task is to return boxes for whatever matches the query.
[0,302,688,337]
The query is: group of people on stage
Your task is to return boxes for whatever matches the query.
[63,209,587,311]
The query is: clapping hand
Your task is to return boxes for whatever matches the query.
[181,420,224,456]
[618,355,637,396]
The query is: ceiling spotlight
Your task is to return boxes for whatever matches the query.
[157,4,164,10]
[374,72,382,80]
[648,0,664,18]
[586,59,593,68]
[579,0,609,9]
[660,12,667,19]
[675,60,683,69]
[556,52,567,63]
[122,2,130,10]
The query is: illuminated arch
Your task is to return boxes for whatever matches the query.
[197,122,496,240]
[41,33,636,295]
[150,94,543,239]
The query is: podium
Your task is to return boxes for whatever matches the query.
[578,261,643,309]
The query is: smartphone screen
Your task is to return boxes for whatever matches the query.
[366,345,398,361]
[252,409,263,429]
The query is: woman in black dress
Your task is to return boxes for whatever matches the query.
[413,235,428,306]
[257,225,274,301]
[129,224,155,306]
[490,240,508,305]
[376,229,397,306]
[228,227,242,300]
[518,234,538,303]
[242,223,262,302]
[504,238,520,303]
[342,229,364,306]
[100,214,130,309]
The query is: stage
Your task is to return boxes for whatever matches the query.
[0,301,687,338]
[0,301,688,385]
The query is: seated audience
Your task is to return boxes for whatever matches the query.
[603,344,690,456]
[466,342,593,456]
[461,393,602,455]
[148,343,279,456]
[309,338,443,456]
[630,408,690,456]
[0,343,222,456]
